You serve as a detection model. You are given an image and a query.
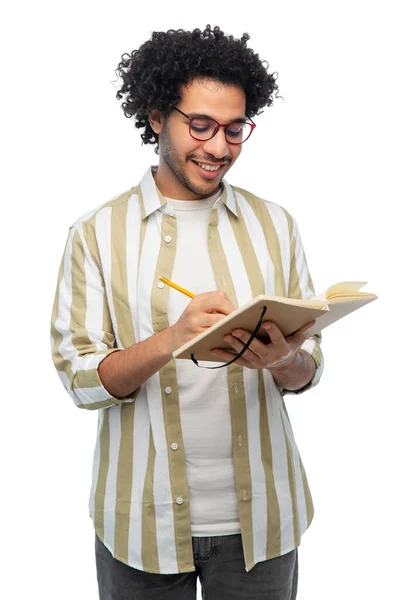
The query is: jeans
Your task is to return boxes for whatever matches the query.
[95,532,298,599]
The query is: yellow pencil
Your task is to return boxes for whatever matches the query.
[158,276,195,298]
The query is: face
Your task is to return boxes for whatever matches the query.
[149,78,247,199]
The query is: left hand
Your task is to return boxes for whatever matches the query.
[210,320,316,370]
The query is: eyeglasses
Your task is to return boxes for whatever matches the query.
[173,107,256,145]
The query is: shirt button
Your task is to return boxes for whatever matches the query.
[164,235,172,243]
[165,387,172,394]
[157,282,164,289]
[171,443,178,450]
[176,497,184,505]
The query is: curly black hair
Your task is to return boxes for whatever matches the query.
[115,24,281,153]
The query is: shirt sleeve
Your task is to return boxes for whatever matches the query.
[279,215,324,396]
[50,223,138,410]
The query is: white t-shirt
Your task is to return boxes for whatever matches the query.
[165,190,241,536]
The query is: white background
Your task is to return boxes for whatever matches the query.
[2,1,399,598]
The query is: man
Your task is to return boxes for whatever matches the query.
[51,25,323,600]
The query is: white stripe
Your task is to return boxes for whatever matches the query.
[263,369,294,552]
[96,208,122,346]
[103,404,122,551]
[301,340,324,387]
[55,228,75,376]
[234,191,275,295]
[293,217,325,381]
[279,407,308,534]
[137,212,178,573]
[71,203,109,230]
[73,384,116,405]
[128,388,150,570]
[126,193,142,340]
[223,180,238,215]
[242,368,267,562]
[54,227,91,405]
[217,206,253,306]
[56,369,71,392]
[140,166,159,216]
[265,203,291,295]
[146,373,178,574]
[89,409,104,518]
[74,352,116,371]
[74,221,105,353]
[53,225,119,406]
[137,211,163,340]
[293,219,314,300]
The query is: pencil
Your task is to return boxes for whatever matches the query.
[158,276,195,298]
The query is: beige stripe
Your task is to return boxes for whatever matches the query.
[72,353,119,388]
[283,207,294,240]
[141,428,160,572]
[227,205,265,297]
[77,398,125,411]
[110,201,137,349]
[299,454,314,526]
[134,186,149,264]
[137,182,148,220]
[110,199,139,562]
[281,211,323,368]
[154,213,194,572]
[307,338,323,372]
[283,207,317,299]
[208,207,255,569]
[281,400,312,535]
[51,235,75,383]
[70,229,97,353]
[287,234,302,299]
[232,187,286,297]
[229,200,282,559]
[258,371,282,557]
[94,409,110,539]
[282,415,300,547]
[114,402,136,561]
[82,218,115,350]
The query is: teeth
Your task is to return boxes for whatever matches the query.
[195,162,221,172]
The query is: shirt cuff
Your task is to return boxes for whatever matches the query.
[278,343,324,396]
[71,348,138,410]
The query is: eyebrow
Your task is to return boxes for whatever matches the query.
[187,112,248,122]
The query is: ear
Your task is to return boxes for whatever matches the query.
[148,110,164,134]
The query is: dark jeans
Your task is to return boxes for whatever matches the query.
[95,532,298,600]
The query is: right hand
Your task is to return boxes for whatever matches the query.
[170,290,236,350]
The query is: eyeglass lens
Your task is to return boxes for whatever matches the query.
[190,117,252,143]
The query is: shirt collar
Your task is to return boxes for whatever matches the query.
[138,165,238,219]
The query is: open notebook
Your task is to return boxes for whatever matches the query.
[172,281,377,362]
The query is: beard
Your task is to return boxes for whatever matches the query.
[159,121,227,197]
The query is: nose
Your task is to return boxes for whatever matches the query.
[201,127,230,160]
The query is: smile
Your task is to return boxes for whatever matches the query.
[192,161,223,172]
[191,160,229,180]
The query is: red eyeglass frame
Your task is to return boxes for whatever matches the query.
[173,107,256,144]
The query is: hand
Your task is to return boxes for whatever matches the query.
[210,320,316,370]
[170,291,236,351]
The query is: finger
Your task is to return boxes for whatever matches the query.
[300,320,316,332]
[292,320,316,337]
[230,329,267,358]
[260,321,285,345]
[210,348,252,367]
[224,334,259,361]
[196,291,236,315]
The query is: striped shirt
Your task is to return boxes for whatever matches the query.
[50,165,324,574]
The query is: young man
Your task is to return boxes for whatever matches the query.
[51,25,323,600]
